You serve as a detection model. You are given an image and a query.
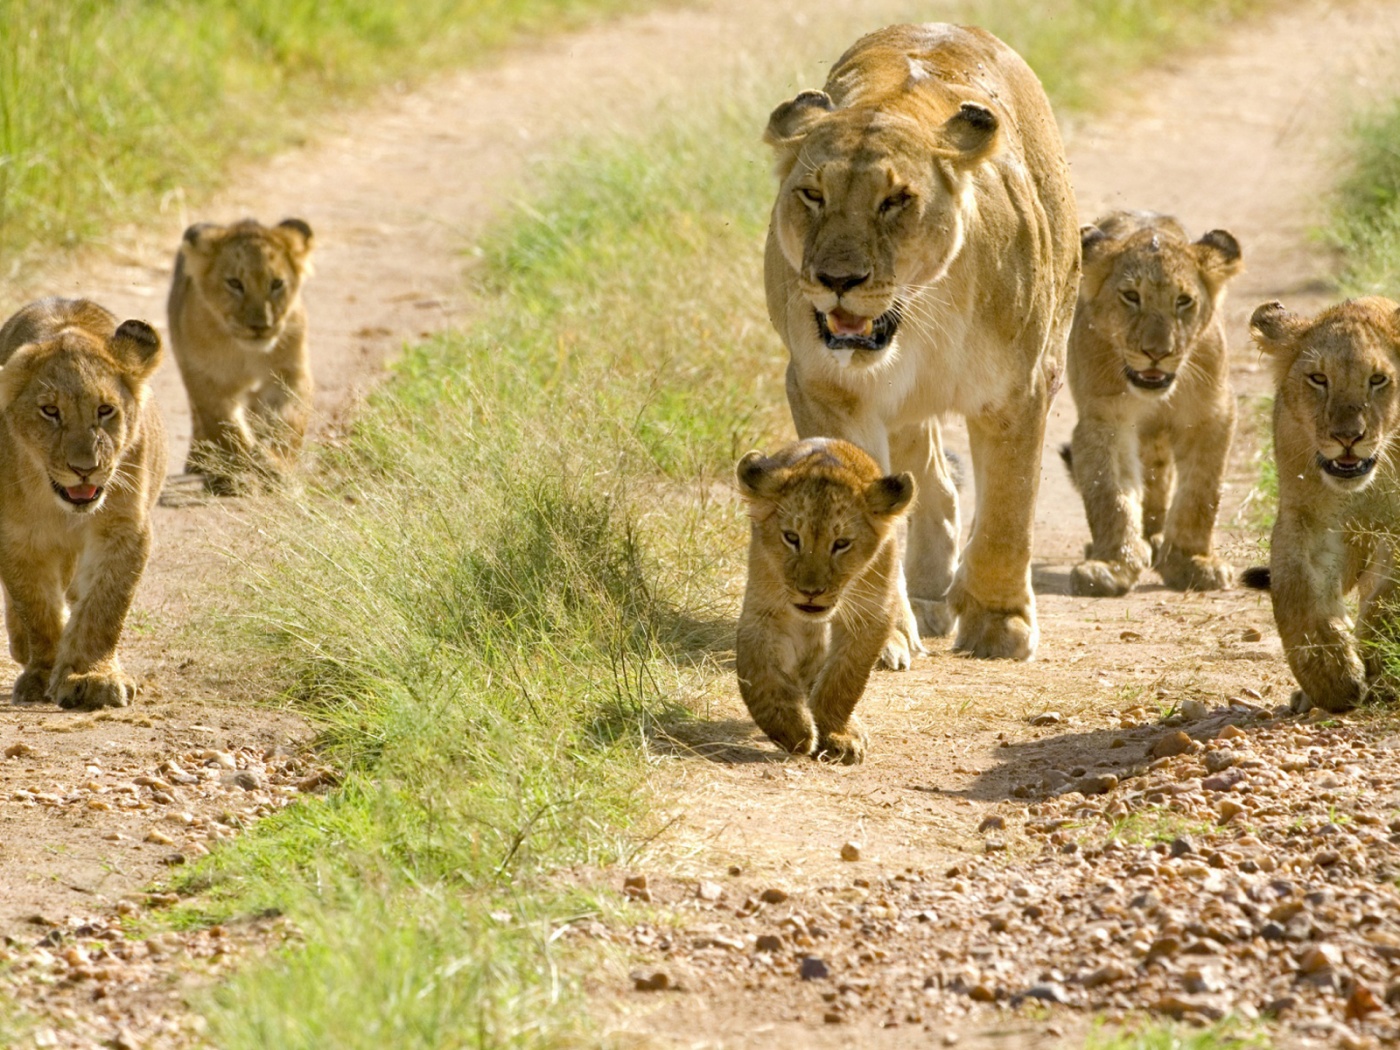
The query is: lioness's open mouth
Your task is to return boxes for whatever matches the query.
[1124,366,1174,391]
[815,306,900,352]
[1317,453,1376,481]
[53,481,103,507]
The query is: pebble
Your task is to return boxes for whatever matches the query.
[1215,724,1247,741]
[1150,731,1193,758]
[1241,627,1263,642]
[3,742,35,759]
[755,934,783,954]
[1021,983,1067,1004]
[799,957,830,980]
[1030,712,1062,726]
[696,880,723,902]
[622,874,651,903]
[143,830,174,846]
[759,888,789,904]
[977,816,1006,833]
[1180,699,1210,720]
[840,842,862,862]
[1297,944,1341,975]
[632,970,671,992]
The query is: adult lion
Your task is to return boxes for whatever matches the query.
[0,298,167,709]
[763,23,1078,663]
[1249,297,1400,712]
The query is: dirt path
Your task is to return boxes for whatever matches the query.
[2,0,1400,1045]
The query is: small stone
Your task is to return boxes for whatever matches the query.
[622,874,651,902]
[823,1011,843,1024]
[1260,922,1286,942]
[696,880,723,902]
[632,970,671,992]
[1146,936,1180,961]
[159,852,186,866]
[1218,800,1246,824]
[1154,993,1226,1021]
[759,887,789,904]
[1180,699,1210,720]
[1083,964,1130,988]
[1075,774,1118,795]
[1203,749,1235,773]
[1183,966,1222,994]
[799,956,830,980]
[1241,627,1263,642]
[221,771,263,791]
[1215,724,1247,741]
[1022,983,1067,1004]
[1151,731,1193,758]
[1169,836,1194,858]
[1297,944,1341,976]
[840,842,862,862]
[1314,850,1341,868]
[1345,984,1383,1022]
[144,829,174,846]
[755,934,783,954]
[1202,769,1246,792]
[203,750,237,769]
[1030,712,1062,726]
[984,838,1007,853]
[968,983,996,1002]
[3,742,34,759]
[977,815,1006,833]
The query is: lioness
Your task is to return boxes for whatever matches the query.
[736,438,914,763]
[764,23,1078,664]
[1248,297,1400,712]
[0,298,167,709]
[168,217,314,494]
[1065,212,1243,596]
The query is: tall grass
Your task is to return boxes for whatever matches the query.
[1328,96,1400,295]
[178,1,1271,1045]
[0,0,650,269]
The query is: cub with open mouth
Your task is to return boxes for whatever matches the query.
[735,439,914,764]
[1063,211,1243,597]
[1246,297,1400,713]
[763,23,1079,664]
[0,298,167,709]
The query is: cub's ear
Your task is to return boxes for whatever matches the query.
[1249,301,1305,355]
[0,345,41,411]
[180,222,223,257]
[277,217,314,257]
[1080,224,1111,261]
[736,450,779,498]
[935,102,999,163]
[764,90,834,178]
[1193,228,1243,287]
[1078,224,1116,299]
[110,320,163,386]
[866,471,915,517]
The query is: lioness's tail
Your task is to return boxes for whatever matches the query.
[1240,566,1271,590]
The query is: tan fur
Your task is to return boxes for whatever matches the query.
[1251,297,1400,712]
[763,23,1078,664]
[168,217,314,494]
[1066,212,1243,596]
[736,439,914,764]
[0,298,167,709]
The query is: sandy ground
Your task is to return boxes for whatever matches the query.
[1,0,1399,1045]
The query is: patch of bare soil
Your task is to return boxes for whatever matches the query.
[594,2,1400,1047]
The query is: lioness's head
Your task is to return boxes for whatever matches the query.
[1079,212,1241,394]
[738,438,913,620]
[764,87,999,358]
[1251,297,1400,492]
[0,319,161,514]
[180,218,313,345]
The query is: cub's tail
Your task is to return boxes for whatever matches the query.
[1240,566,1271,591]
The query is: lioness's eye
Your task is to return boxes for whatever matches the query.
[226,277,244,294]
[1119,289,1140,307]
[832,537,852,552]
[797,187,823,208]
[1176,294,1195,311]
[270,278,286,293]
[782,531,801,550]
[1371,374,1390,389]
[1306,373,1328,388]
[97,404,115,418]
[40,405,59,419]
[880,192,912,215]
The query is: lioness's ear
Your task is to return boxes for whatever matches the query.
[935,102,999,163]
[764,90,834,178]
[110,320,163,387]
[277,218,314,257]
[866,472,915,517]
[0,345,41,411]
[1194,229,1243,287]
[1250,301,1305,355]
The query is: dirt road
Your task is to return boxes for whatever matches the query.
[2,0,1400,1046]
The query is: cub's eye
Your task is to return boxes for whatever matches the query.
[796,187,823,208]
[831,537,852,553]
[880,191,912,215]
[270,278,286,293]
[782,531,801,550]
[225,277,245,294]
[1175,294,1196,312]
[1119,289,1140,307]
[97,404,115,418]
[1306,373,1328,389]
[1370,373,1390,389]
[40,405,59,419]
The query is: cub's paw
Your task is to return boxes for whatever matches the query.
[748,705,817,757]
[52,670,136,711]
[910,597,956,638]
[879,606,926,671]
[951,589,1036,660]
[1158,550,1231,592]
[12,667,51,705]
[1069,559,1137,597]
[817,719,868,766]
[202,472,249,498]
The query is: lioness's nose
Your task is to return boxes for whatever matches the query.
[816,270,871,296]
[1332,422,1366,446]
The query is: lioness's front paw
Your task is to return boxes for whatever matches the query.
[817,718,868,766]
[52,671,135,711]
[951,589,1036,660]
[12,667,51,705]
[1158,550,1231,592]
[880,632,913,671]
[910,597,956,637]
[1069,559,1137,597]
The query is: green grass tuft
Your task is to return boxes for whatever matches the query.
[1329,94,1400,295]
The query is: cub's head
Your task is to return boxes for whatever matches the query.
[1251,297,1400,492]
[764,87,1000,359]
[0,319,161,514]
[737,438,913,620]
[1079,212,1242,394]
[180,218,313,345]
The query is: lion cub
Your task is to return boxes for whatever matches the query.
[0,298,167,709]
[1065,211,1242,596]
[168,217,314,494]
[1247,298,1400,712]
[736,439,914,763]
